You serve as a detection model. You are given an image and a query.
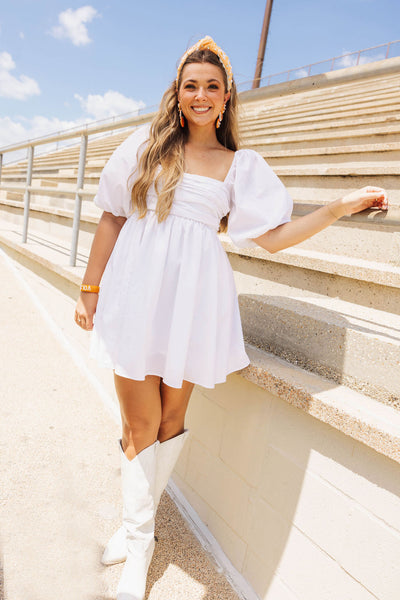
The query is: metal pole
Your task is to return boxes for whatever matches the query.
[252,0,274,89]
[22,146,34,243]
[70,134,88,266]
[0,153,3,183]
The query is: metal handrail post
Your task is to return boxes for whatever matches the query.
[0,153,3,182]
[22,146,34,243]
[70,134,88,266]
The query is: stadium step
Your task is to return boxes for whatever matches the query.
[240,110,400,134]
[282,177,400,205]
[240,97,400,130]
[237,284,400,407]
[220,242,400,407]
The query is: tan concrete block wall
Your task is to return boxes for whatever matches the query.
[172,373,400,600]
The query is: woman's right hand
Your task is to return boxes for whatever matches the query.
[74,292,99,330]
[328,186,388,218]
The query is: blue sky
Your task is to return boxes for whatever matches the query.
[0,0,399,150]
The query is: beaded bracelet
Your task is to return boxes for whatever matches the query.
[80,284,100,293]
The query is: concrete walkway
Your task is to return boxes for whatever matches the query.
[0,250,242,600]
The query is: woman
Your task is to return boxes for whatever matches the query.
[74,36,388,599]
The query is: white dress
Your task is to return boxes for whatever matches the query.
[89,124,293,389]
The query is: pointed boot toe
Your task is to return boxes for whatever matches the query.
[101,524,128,565]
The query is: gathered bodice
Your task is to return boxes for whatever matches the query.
[143,172,231,232]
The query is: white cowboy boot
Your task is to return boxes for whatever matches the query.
[102,429,190,567]
[116,438,159,600]
[153,429,190,509]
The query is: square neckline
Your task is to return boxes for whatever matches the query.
[182,149,239,185]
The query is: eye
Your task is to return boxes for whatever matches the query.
[209,84,219,89]
[184,83,195,89]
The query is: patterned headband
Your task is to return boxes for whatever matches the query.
[176,35,233,92]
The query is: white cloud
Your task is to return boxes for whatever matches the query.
[19,31,25,39]
[0,91,146,163]
[0,114,92,163]
[0,116,29,147]
[50,6,99,46]
[0,114,88,147]
[0,51,40,100]
[291,68,309,80]
[336,49,386,68]
[74,90,145,120]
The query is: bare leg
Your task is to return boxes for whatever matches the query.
[114,373,162,460]
[157,379,195,442]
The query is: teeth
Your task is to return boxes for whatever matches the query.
[192,107,210,113]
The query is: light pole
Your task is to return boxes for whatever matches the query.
[252,0,274,89]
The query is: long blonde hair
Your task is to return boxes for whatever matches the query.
[130,49,239,233]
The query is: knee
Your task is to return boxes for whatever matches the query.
[121,417,160,453]
[158,413,185,442]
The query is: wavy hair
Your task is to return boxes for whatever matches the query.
[129,49,239,233]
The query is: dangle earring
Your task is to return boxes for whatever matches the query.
[178,102,185,128]
[216,103,226,129]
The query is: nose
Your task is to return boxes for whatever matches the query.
[194,87,207,100]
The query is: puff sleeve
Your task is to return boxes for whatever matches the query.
[93,122,150,218]
[227,149,293,248]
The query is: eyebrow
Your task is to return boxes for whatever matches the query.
[183,78,221,84]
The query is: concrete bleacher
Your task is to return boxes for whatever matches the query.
[223,62,400,409]
[1,55,400,600]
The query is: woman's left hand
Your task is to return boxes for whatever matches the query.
[329,186,389,218]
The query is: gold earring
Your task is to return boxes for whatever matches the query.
[178,102,185,128]
[216,103,226,129]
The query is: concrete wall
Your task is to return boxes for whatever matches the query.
[239,56,400,104]
[173,374,400,600]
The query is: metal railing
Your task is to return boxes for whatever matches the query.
[238,39,400,90]
[0,111,155,266]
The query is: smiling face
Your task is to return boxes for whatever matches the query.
[177,62,231,130]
